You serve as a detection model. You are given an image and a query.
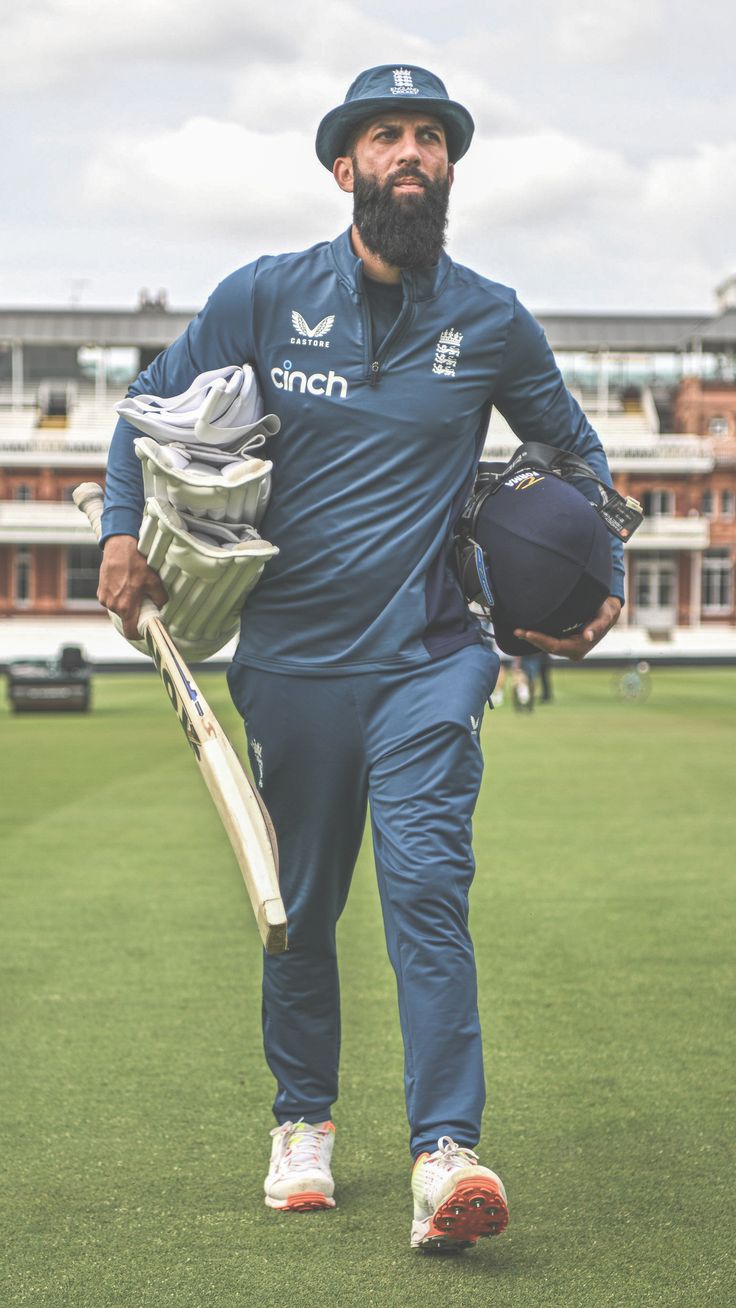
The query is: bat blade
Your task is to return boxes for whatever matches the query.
[144,614,287,953]
[73,481,287,954]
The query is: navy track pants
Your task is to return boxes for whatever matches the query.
[227,643,499,1158]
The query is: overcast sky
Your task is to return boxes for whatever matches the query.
[3,0,734,314]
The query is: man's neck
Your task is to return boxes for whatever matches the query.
[350,224,401,284]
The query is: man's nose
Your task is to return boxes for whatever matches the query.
[396,133,422,165]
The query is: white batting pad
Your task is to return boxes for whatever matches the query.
[134,436,273,527]
[113,497,279,661]
[116,364,280,449]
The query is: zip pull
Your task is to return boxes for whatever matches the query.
[369,360,380,386]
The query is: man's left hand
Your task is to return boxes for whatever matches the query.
[514,596,622,662]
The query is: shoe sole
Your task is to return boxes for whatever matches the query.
[416,1175,509,1251]
[265,1191,336,1212]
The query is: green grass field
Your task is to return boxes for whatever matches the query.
[2,667,735,1308]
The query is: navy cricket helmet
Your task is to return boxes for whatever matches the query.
[455,443,641,655]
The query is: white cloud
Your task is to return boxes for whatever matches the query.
[554,0,664,63]
[261,0,430,74]
[454,130,636,230]
[436,65,533,137]
[0,0,429,92]
[643,142,736,246]
[451,131,736,310]
[228,67,347,137]
[0,0,303,91]
[83,116,347,244]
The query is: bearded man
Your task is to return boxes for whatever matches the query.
[100,65,624,1252]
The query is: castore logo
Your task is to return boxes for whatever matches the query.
[291,311,335,348]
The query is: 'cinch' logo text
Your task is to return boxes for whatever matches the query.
[271,360,348,399]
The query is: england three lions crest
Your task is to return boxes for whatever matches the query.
[433,328,463,377]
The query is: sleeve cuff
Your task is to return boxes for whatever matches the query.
[100,508,142,549]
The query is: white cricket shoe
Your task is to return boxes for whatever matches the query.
[264,1119,336,1212]
[410,1136,508,1251]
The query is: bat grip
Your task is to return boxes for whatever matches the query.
[73,482,161,637]
[72,482,105,540]
[137,598,161,631]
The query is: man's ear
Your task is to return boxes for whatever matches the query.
[448,162,455,191]
[333,156,355,194]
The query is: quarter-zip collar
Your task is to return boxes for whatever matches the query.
[329,227,451,302]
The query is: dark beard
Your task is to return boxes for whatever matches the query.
[352,160,450,270]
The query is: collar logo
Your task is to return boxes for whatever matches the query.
[291,311,335,348]
[391,68,420,96]
[432,328,463,378]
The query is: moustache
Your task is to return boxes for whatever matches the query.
[387,168,432,189]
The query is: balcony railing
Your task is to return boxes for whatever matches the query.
[0,500,95,543]
[629,516,710,551]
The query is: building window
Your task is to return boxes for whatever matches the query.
[642,489,674,517]
[701,489,714,517]
[702,550,733,614]
[634,554,676,611]
[65,546,100,603]
[14,547,32,606]
[14,483,33,501]
[721,490,735,521]
[708,415,729,437]
[62,486,77,502]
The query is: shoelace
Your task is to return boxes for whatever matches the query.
[431,1136,479,1169]
[271,1120,327,1172]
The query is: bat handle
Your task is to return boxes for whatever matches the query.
[137,598,161,631]
[73,482,161,638]
[72,482,105,541]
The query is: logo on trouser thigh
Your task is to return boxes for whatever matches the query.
[250,737,265,789]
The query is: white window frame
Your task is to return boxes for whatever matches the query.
[64,545,101,607]
[14,545,32,607]
[643,489,675,518]
[702,550,733,615]
[633,552,678,628]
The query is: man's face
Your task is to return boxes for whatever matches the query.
[347,113,452,191]
[333,113,454,271]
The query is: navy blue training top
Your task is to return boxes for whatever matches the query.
[103,229,624,675]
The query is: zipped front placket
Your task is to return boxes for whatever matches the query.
[357,269,415,387]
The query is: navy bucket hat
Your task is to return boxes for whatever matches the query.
[315,64,475,170]
[472,469,613,656]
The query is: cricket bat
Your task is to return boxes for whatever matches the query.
[73,482,287,955]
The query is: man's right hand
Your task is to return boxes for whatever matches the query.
[97,534,168,640]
